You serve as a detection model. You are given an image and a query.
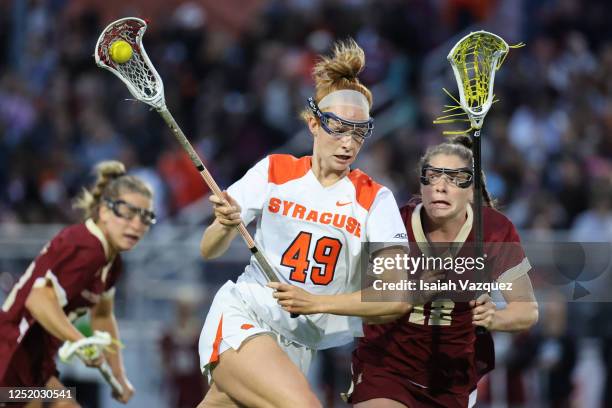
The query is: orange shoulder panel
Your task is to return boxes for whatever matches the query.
[268,154,312,185]
[348,169,383,211]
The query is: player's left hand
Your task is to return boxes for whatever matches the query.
[112,376,135,404]
[74,342,106,368]
[268,282,323,315]
[80,352,105,368]
[470,293,496,330]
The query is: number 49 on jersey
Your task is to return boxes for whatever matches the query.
[280,232,342,285]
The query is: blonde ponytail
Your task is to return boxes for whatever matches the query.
[73,160,153,220]
[301,38,372,123]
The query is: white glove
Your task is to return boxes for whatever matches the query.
[59,330,112,365]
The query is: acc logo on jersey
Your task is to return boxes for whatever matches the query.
[393,233,407,239]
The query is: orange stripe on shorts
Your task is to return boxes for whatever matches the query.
[208,315,223,364]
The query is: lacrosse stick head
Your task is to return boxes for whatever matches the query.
[95,17,166,110]
[446,30,510,130]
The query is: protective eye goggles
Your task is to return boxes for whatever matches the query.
[308,97,374,141]
[420,165,474,188]
[104,198,157,226]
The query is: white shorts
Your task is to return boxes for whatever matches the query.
[198,281,316,383]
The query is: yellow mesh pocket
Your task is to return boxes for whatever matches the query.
[434,31,524,134]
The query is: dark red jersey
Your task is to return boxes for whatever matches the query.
[0,219,122,387]
[355,202,531,395]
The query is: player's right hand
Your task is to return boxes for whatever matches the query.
[210,191,242,227]
[268,282,323,315]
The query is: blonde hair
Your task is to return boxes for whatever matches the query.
[73,160,153,220]
[301,38,372,123]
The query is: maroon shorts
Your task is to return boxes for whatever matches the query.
[346,357,476,408]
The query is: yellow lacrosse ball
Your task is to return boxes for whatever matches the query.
[109,40,133,64]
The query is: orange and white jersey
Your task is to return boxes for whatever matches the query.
[227,154,408,349]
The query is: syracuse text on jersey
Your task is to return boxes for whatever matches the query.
[267,197,362,238]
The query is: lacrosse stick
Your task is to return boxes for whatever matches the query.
[434,31,522,333]
[94,18,280,285]
[59,331,124,395]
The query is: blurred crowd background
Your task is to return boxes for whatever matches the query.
[1,0,612,407]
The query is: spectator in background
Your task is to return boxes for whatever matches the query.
[593,301,612,408]
[570,185,612,242]
[536,292,577,408]
[1,0,612,233]
[159,289,207,408]
[157,143,209,214]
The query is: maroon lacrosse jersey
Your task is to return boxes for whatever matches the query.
[0,219,122,387]
[354,202,531,396]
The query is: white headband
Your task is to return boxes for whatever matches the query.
[318,89,370,115]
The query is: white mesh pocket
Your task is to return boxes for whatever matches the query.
[95,18,165,109]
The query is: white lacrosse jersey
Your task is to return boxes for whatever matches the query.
[226,154,408,350]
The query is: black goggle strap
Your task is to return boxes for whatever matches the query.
[420,165,474,188]
[307,97,374,138]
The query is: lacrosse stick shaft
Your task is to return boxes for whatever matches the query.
[156,107,280,283]
[473,130,484,252]
[472,130,487,335]
[98,362,123,396]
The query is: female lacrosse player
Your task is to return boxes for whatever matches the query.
[341,136,539,408]
[0,160,155,407]
[197,39,411,408]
